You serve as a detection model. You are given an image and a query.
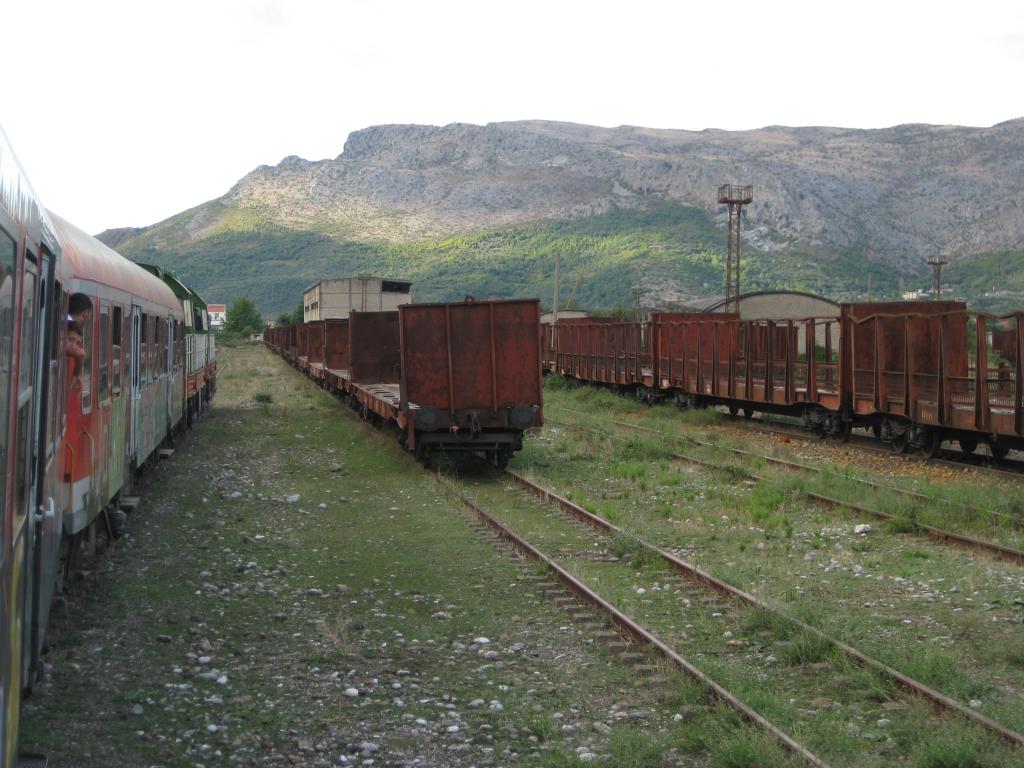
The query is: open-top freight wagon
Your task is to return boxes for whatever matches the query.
[267,298,543,467]
[545,301,1024,459]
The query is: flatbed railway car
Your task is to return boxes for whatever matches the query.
[269,298,544,466]
[545,301,1024,458]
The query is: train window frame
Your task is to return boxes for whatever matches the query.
[99,305,110,403]
[46,279,63,458]
[141,312,149,384]
[0,225,17,529]
[14,261,39,523]
[80,296,94,414]
[112,305,122,394]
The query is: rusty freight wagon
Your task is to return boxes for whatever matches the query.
[399,298,543,466]
[270,298,544,467]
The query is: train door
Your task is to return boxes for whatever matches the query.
[129,306,141,464]
[27,248,60,688]
[0,224,19,765]
[165,318,173,434]
[6,245,41,755]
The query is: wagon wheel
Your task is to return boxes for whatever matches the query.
[728,404,739,420]
[891,432,911,454]
[742,407,753,420]
[917,429,941,459]
[957,439,978,455]
[813,416,828,440]
[871,424,882,440]
[989,444,1010,461]
[495,450,511,469]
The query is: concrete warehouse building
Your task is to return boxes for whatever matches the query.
[303,275,412,322]
[679,290,839,320]
[679,290,840,348]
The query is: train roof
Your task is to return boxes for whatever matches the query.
[137,262,209,309]
[47,210,181,312]
[0,125,59,254]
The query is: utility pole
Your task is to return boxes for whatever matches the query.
[717,185,753,314]
[927,256,948,300]
[552,251,560,324]
[632,286,643,322]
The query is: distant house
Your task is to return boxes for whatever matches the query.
[208,303,227,329]
[303,275,412,322]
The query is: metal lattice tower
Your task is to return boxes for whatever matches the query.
[717,184,753,314]
[927,256,948,299]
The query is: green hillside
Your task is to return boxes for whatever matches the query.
[944,251,1024,315]
[119,201,910,317]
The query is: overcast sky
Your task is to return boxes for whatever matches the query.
[4,0,1023,234]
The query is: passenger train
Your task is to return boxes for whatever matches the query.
[0,127,215,765]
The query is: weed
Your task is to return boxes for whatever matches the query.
[604,729,665,768]
[779,632,833,665]
[608,532,659,569]
[711,732,787,768]
[528,716,560,743]
[887,511,918,534]
[254,391,273,404]
[743,607,793,640]
[913,736,993,768]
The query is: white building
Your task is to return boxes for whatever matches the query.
[207,303,226,329]
[303,275,412,322]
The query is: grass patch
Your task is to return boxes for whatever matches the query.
[711,732,787,768]
[779,632,833,665]
[608,532,660,569]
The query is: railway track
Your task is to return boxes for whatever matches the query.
[547,407,1024,565]
[438,467,1024,766]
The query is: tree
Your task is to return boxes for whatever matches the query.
[224,297,264,336]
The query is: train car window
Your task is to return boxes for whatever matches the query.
[15,268,39,521]
[81,300,93,413]
[176,320,183,368]
[112,305,122,394]
[99,307,110,402]
[49,282,64,450]
[0,228,16,525]
[141,312,149,384]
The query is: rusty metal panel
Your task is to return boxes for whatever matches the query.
[349,311,401,383]
[399,299,542,413]
[307,321,326,364]
[324,319,349,371]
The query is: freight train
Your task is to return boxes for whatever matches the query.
[265,298,544,467]
[544,302,1023,459]
[0,127,216,765]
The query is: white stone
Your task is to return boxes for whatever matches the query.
[344,687,360,698]
[854,524,872,535]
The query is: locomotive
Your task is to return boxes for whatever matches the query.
[544,301,1024,459]
[0,127,216,765]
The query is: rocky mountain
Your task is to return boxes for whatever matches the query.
[102,119,1024,315]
